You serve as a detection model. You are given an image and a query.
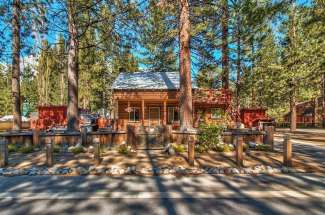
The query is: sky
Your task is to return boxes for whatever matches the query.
[0,0,313,77]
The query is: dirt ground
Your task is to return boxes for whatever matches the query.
[7,144,324,173]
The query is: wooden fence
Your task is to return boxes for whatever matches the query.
[0,125,292,168]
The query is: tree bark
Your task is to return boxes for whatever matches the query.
[11,0,22,131]
[179,0,193,130]
[221,0,229,89]
[290,87,297,132]
[67,2,79,131]
[235,11,241,120]
[320,72,325,128]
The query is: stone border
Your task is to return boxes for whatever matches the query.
[0,165,309,177]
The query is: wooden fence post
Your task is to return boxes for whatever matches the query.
[46,141,54,167]
[264,126,274,151]
[93,138,101,165]
[0,139,8,167]
[81,126,87,145]
[283,134,292,167]
[127,125,136,149]
[33,129,40,146]
[188,135,195,166]
[236,136,244,167]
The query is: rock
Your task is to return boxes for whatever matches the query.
[68,146,75,152]
[76,167,89,175]
[243,167,253,174]
[219,168,225,174]
[248,141,256,148]
[231,168,240,174]
[207,168,219,174]
[0,168,4,175]
[75,142,82,148]
[89,165,96,173]
[96,167,106,175]
[163,143,171,153]
[126,166,136,174]
[168,147,176,156]
[88,146,95,153]
[266,166,274,174]
[152,167,161,175]
[175,166,186,174]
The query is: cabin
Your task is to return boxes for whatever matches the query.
[112,72,232,131]
[283,98,323,127]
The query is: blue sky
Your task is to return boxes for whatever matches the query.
[0,0,313,77]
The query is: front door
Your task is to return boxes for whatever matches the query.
[149,107,160,127]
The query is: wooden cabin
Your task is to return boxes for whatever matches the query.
[112,72,232,131]
[283,99,321,127]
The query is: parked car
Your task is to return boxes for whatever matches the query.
[80,114,98,131]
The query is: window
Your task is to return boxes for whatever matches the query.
[129,107,140,122]
[211,108,224,119]
[168,107,179,124]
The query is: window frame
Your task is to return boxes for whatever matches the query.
[168,106,179,124]
[128,107,140,122]
[211,108,224,119]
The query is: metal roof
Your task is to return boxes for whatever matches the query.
[112,71,197,90]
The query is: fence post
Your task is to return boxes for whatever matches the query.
[236,136,244,167]
[0,139,8,167]
[283,134,292,167]
[264,126,274,151]
[33,128,40,146]
[46,141,54,167]
[93,138,101,165]
[81,126,87,145]
[188,135,195,166]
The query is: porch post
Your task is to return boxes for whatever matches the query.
[163,100,167,125]
[142,100,145,126]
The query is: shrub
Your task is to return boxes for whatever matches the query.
[8,144,19,153]
[172,144,186,154]
[53,145,60,153]
[19,146,34,154]
[118,144,129,155]
[70,146,85,154]
[255,144,271,151]
[196,123,226,153]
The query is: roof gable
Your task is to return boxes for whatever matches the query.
[112,71,197,90]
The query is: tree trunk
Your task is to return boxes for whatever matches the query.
[235,11,241,120]
[11,0,21,131]
[67,2,79,131]
[221,0,229,89]
[320,72,325,128]
[179,0,193,130]
[290,88,297,132]
[60,72,65,105]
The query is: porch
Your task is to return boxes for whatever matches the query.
[113,89,232,131]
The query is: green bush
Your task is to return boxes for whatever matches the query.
[70,146,85,154]
[196,123,225,153]
[172,144,186,154]
[118,144,129,155]
[8,144,19,153]
[19,146,34,154]
[53,145,60,153]
[255,144,271,151]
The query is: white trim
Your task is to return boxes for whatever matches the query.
[149,107,160,127]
